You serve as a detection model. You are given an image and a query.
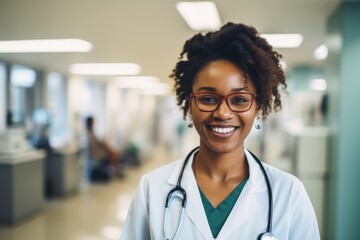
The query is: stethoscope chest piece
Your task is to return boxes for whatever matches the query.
[259,232,278,240]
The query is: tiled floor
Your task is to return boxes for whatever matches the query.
[0,145,172,240]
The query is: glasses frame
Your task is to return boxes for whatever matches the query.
[191,92,257,113]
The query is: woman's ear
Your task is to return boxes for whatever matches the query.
[255,110,262,120]
[188,115,194,128]
[255,106,261,116]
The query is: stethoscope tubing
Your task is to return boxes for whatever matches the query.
[163,147,199,240]
[163,147,276,240]
[248,151,274,235]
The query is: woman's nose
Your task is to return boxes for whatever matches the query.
[212,99,234,120]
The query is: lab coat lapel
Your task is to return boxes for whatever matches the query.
[182,162,214,239]
[167,151,213,239]
[216,150,268,240]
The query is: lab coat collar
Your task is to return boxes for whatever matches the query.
[167,148,268,239]
[244,149,268,193]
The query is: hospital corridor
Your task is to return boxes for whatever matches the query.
[0,144,174,240]
[1,1,360,240]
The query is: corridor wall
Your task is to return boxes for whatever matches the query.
[325,2,360,239]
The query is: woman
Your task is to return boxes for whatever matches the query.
[120,22,320,240]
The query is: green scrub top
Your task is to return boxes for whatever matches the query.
[198,178,248,238]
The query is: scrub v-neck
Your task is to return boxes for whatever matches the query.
[198,178,248,238]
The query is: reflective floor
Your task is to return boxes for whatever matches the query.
[0,145,172,240]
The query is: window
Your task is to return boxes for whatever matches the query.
[47,72,69,147]
[9,64,37,127]
[0,63,6,134]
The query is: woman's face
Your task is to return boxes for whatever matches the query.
[190,60,257,154]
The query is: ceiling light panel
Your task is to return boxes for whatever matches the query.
[176,1,221,31]
[116,77,171,95]
[116,76,160,87]
[0,39,92,53]
[70,63,141,75]
[261,34,303,48]
[138,82,171,95]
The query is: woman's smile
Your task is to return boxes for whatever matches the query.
[210,126,236,134]
[207,125,238,137]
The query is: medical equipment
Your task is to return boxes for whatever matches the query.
[0,128,33,154]
[163,147,277,240]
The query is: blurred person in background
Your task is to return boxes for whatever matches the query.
[85,116,123,180]
[121,22,319,239]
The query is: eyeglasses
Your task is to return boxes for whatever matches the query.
[191,92,256,113]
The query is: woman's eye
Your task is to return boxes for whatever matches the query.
[198,96,218,104]
[232,96,249,104]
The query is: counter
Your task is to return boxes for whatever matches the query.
[45,146,82,198]
[0,149,45,224]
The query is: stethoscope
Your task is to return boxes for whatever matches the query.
[163,147,278,240]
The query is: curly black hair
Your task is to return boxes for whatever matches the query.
[170,22,287,120]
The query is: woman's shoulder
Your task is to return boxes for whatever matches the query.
[246,150,301,187]
[263,163,297,180]
[262,162,306,194]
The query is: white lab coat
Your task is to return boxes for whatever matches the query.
[120,149,320,240]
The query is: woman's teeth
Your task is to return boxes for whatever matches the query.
[211,127,235,134]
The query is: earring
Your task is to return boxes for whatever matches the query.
[254,117,261,130]
[188,119,193,128]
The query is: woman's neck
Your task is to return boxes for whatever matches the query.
[193,144,249,183]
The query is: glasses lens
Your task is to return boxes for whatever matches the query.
[228,93,253,112]
[194,94,220,111]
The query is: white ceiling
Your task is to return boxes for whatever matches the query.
[0,0,341,83]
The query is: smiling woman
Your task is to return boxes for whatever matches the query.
[120,22,320,240]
